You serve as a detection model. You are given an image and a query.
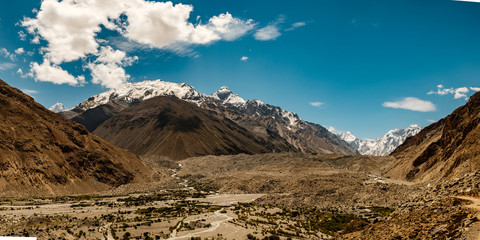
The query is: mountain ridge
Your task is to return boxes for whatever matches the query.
[60,79,357,156]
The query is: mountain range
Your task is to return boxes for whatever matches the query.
[58,80,357,159]
[334,124,422,156]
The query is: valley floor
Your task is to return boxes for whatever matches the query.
[1,153,480,239]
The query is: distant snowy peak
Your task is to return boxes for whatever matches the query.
[211,86,246,106]
[334,124,422,156]
[336,131,358,144]
[74,80,206,111]
[49,103,67,113]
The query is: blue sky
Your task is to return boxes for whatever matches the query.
[1,0,480,139]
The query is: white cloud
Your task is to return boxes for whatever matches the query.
[0,48,15,61]
[87,62,129,89]
[240,56,248,62]
[428,85,478,100]
[254,25,281,41]
[454,0,480,3]
[427,119,436,123]
[382,97,436,112]
[121,3,253,48]
[327,126,336,133]
[0,62,16,71]
[18,31,27,41]
[0,48,10,57]
[254,16,284,41]
[454,87,469,99]
[21,0,254,88]
[470,87,480,92]
[95,46,137,66]
[29,60,85,86]
[87,46,138,88]
[21,89,38,95]
[21,0,123,64]
[203,13,255,41]
[310,102,324,108]
[15,48,24,55]
[285,21,306,31]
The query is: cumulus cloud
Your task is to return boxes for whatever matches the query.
[18,31,27,41]
[428,85,480,100]
[0,48,15,61]
[87,46,138,88]
[382,97,436,112]
[21,0,254,88]
[29,60,85,86]
[310,102,324,108]
[121,2,254,48]
[240,56,248,62]
[15,48,24,55]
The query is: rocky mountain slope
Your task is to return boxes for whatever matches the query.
[0,79,152,197]
[60,80,356,156]
[335,124,422,156]
[386,92,480,182]
[93,96,290,160]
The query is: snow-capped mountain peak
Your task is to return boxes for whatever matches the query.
[49,103,67,113]
[333,124,422,156]
[211,86,246,106]
[74,80,206,111]
[336,131,358,144]
[70,80,307,130]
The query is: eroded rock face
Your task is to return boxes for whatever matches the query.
[387,92,480,182]
[0,79,152,197]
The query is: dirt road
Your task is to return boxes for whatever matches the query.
[455,196,480,240]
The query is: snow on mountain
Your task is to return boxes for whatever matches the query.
[74,80,207,111]
[336,131,358,144]
[72,80,304,127]
[333,124,422,156]
[211,86,246,106]
[49,103,67,113]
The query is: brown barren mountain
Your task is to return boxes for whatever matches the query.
[0,79,152,197]
[93,96,288,160]
[386,91,480,182]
